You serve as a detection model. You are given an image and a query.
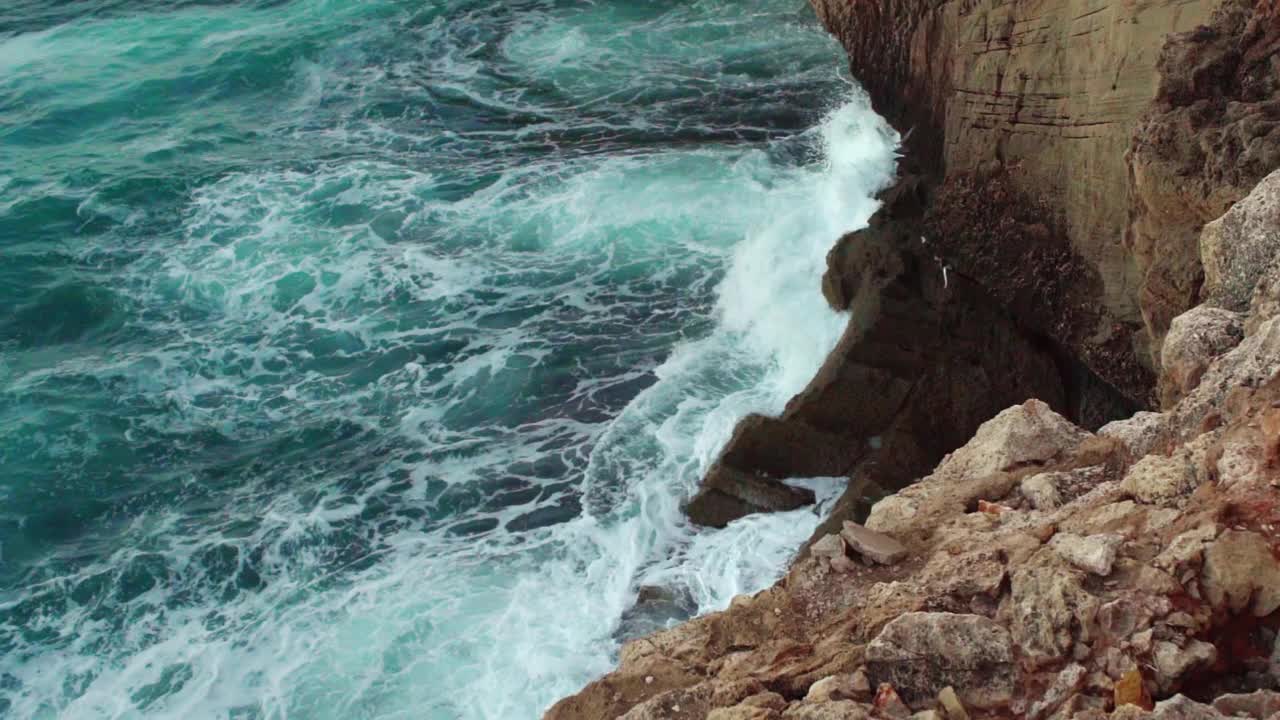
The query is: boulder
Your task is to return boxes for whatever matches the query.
[1050,533,1124,576]
[1201,530,1280,616]
[1098,412,1168,459]
[1160,307,1245,405]
[1121,453,1197,504]
[1007,566,1096,670]
[865,612,1015,709]
[1152,640,1217,693]
[1201,168,1280,318]
[867,401,1089,537]
[840,522,908,565]
[686,463,816,528]
[1021,466,1109,510]
[1212,690,1280,719]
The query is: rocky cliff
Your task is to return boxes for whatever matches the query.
[548,0,1280,717]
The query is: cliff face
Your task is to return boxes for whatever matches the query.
[549,0,1280,717]
[687,0,1280,533]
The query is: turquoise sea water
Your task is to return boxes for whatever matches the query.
[0,1,897,717]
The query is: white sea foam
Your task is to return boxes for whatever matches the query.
[0,1,897,718]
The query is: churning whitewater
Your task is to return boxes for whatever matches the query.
[0,0,897,717]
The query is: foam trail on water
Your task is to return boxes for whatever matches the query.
[0,1,898,715]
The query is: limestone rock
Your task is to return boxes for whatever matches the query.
[806,674,867,703]
[1202,168,1280,318]
[1201,530,1280,616]
[1147,695,1230,720]
[1121,453,1197,504]
[709,707,779,720]
[937,687,968,720]
[1050,533,1124,576]
[1027,663,1086,720]
[811,533,847,562]
[781,701,872,720]
[1098,412,1168,459]
[1152,640,1217,693]
[1008,566,1095,670]
[1160,307,1245,404]
[840,522,908,565]
[1211,691,1280,720]
[865,612,1015,709]
[868,401,1089,537]
[1154,524,1218,574]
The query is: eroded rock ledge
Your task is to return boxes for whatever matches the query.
[546,171,1280,720]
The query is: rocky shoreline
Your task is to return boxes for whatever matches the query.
[547,0,1280,717]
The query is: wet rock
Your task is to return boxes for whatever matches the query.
[1121,453,1197,504]
[1161,307,1245,405]
[1210,690,1280,719]
[841,522,908,565]
[865,612,1015,709]
[1152,640,1217,693]
[686,463,817,528]
[1050,533,1124,576]
[1099,412,1168,459]
[1201,530,1280,616]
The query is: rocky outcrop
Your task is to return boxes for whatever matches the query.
[684,0,1280,533]
[548,160,1280,720]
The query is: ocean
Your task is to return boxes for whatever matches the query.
[0,1,897,717]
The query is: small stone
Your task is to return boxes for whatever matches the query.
[912,712,943,720]
[841,522,908,565]
[811,533,847,561]
[806,674,866,703]
[937,687,968,720]
[852,669,872,695]
[1021,473,1063,510]
[874,684,912,720]
[1028,663,1087,720]
[1114,669,1153,711]
[645,676,654,685]
[977,499,1010,515]
[1050,532,1123,575]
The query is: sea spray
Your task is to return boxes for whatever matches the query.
[0,1,896,718]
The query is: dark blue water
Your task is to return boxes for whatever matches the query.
[0,1,897,717]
